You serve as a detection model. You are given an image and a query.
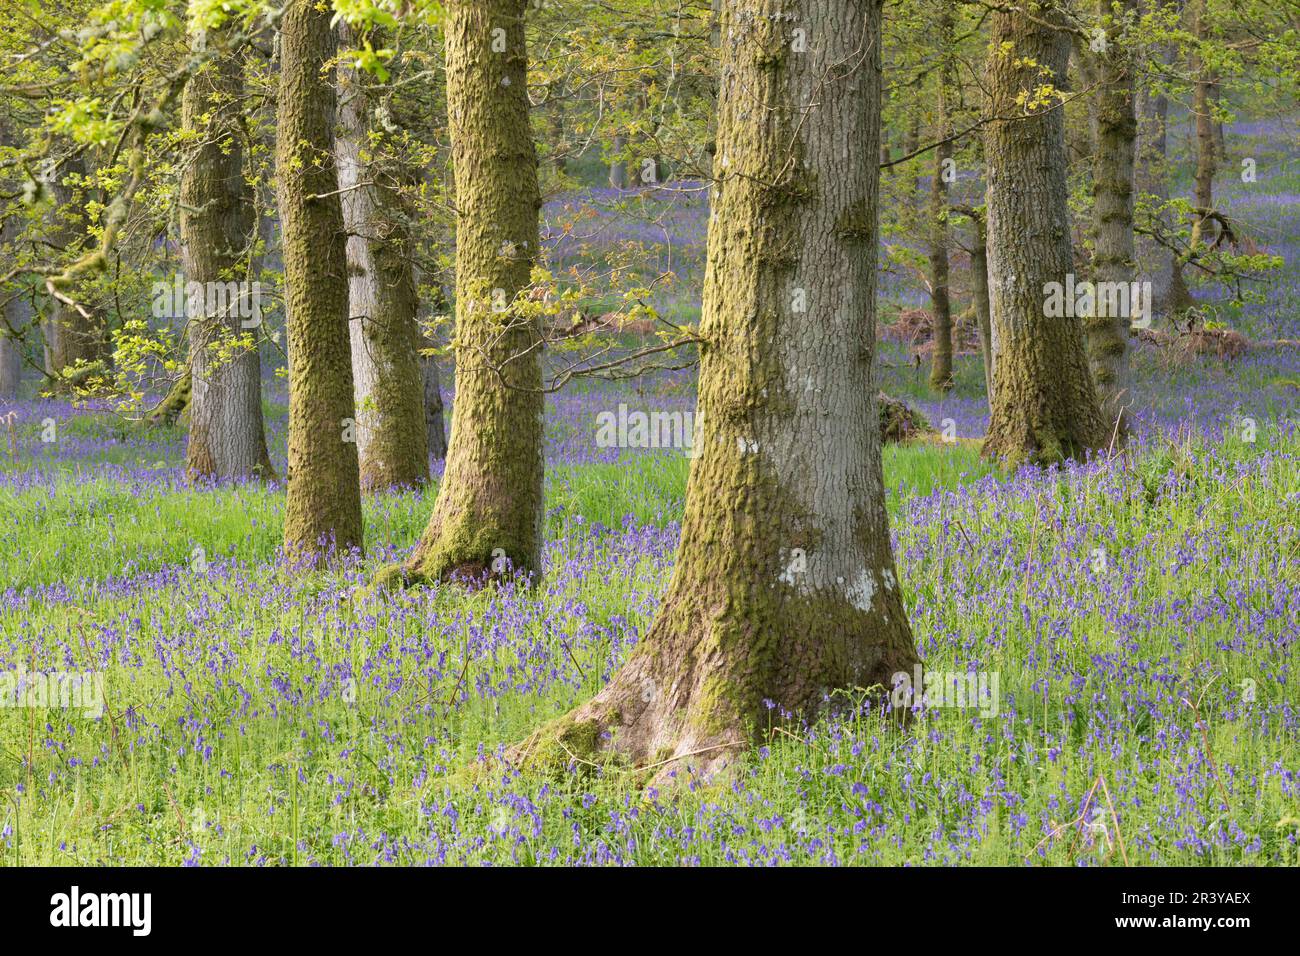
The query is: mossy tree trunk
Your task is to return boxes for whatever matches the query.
[43,155,108,384]
[981,1,1106,467]
[1085,0,1137,440]
[927,6,954,393]
[392,0,543,584]
[180,31,275,481]
[336,23,429,492]
[512,0,919,778]
[277,0,363,559]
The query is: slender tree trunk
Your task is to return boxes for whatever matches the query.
[180,32,275,481]
[422,351,448,461]
[1085,0,1137,439]
[512,0,919,777]
[277,0,363,559]
[385,0,543,585]
[336,24,430,492]
[982,1,1106,467]
[609,132,628,189]
[1189,0,1216,252]
[1137,27,1190,315]
[967,212,994,395]
[0,156,24,399]
[927,8,954,392]
[43,155,107,383]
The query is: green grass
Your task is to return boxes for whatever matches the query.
[0,429,1296,866]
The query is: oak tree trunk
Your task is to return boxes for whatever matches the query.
[513,0,919,778]
[277,0,363,559]
[422,352,448,461]
[390,0,543,584]
[43,155,108,384]
[1085,0,1136,439]
[927,8,955,392]
[180,32,275,482]
[336,24,430,492]
[1189,0,1217,252]
[0,164,24,400]
[982,1,1106,467]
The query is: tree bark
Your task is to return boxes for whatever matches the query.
[512,0,919,778]
[927,7,954,392]
[0,183,24,400]
[386,0,543,585]
[982,1,1106,467]
[43,155,108,383]
[180,31,275,481]
[1136,21,1191,315]
[1189,0,1217,252]
[422,351,448,461]
[959,208,994,395]
[609,132,628,189]
[277,0,363,559]
[336,24,430,492]
[1085,0,1137,439]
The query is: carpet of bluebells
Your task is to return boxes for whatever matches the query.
[1,125,1298,866]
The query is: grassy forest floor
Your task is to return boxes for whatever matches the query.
[0,341,1297,865]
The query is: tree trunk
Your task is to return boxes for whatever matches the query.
[43,155,108,384]
[180,32,275,481]
[609,132,628,189]
[1189,0,1216,252]
[1085,0,1137,440]
[0,319,19,401]
[385,0,543,585]
[1136,27,1190,315]
[512,0,919,778]
[0,184,24,400]
[982,1,1106,467]
[967,211,994,395]
[336,24,430,492]
[277,0,363,559]
[927,8,954,392]
[422,352,448,461]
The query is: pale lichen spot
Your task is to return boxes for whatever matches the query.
[882,568,896,592]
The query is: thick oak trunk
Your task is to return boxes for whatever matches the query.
[180,33,275,481]
[513,0,919,778]
[277,0,363,558]
[982,2,1106,467]
[390,0,543,584]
